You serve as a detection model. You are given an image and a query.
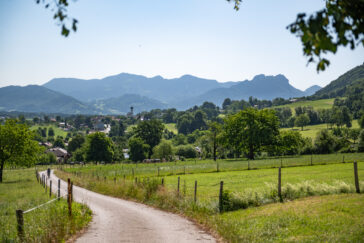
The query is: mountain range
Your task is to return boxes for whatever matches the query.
[0,72,323,114]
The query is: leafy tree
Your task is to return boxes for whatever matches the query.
[358,130,364,152]
[53,136,65,148]
[175,145,197,158]
[134,119,164,157]
[68,134,85,153]
[85,132,113,163]
[128,137,149,162]
[222,98,232,110]
[314,129,336,154]
[152,140,174,161]
[72,148,85,162]
[295,114,310,131]
[287,0,364,71]
[208,122,222,161]
[48,127,55,137]
[278,130,305,155]
[359,114,364,129]
[349,129,360,143]
[0,119,41,182]
[223,108,280,159]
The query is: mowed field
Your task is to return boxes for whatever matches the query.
[30,125,68,137]
[0,169,91,242]
[281,119,360,139]
[274,98,335,113]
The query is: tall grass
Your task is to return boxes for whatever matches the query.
[0,169,91,242]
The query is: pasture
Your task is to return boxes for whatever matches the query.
[274,98,335,112]
[0,168,91,242]
[30,125,68,138]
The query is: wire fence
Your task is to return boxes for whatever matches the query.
[15,171,73,241]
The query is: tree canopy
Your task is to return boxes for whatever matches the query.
[0,119,41,182]
[85,132,114,163]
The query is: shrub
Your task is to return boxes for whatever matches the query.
[175,145,197,158]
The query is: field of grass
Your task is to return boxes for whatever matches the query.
[281,120,360,139]
[0,168,91,242]
[57,154,364,242]
[216,194,364,242]
[275,98,335,113]
[164,123,178,134]
[63,153,364,180]
[30,125,68,138]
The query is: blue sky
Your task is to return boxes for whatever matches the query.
[0,0,363,90]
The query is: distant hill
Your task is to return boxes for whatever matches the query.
[303,85,321,96]
[0,85,96,114]
[90,94,168,114]
[313,64,364,98]
[176,74,320,108]
[43,73,234,103]
[43,73,318,110]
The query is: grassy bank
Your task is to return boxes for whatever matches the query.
[0,168,91,242]
[216,194,364,242]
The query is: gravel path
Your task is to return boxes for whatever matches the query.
[42,170,216,243]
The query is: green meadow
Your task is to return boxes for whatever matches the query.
[275,98,335,113]
[30,125,68,138]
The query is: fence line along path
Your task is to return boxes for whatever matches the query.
[41,170,216,243]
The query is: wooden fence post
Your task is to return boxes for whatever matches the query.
[67,178,72,216]
[135,177,138,184]
[49,180,52,197]
[354,161,360,193]
[158,167,160,177]
[278,167,282,202]
[16,209,24,242]
[71,182,73,203]
[177,177,180,195]
[45,178,47,194]
[219,181,224,213]
[280,157,283,168]
[58,179,60,200]
[161,178,164,186]
[132,168,135,178]
[194,180,197,203]
[114,177,116,184]
[183,180,186,196]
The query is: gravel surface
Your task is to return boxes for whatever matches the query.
[42,170,216,243]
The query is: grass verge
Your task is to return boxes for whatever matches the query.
[0,168,92,242]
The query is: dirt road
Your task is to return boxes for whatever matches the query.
[43,170,216,243]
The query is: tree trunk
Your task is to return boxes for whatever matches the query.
[248,145,254,160]
[213,140,217,161]
[0,162,4,183]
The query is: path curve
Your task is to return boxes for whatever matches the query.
[41,170,216,243]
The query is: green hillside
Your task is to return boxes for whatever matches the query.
[313,64,364,99]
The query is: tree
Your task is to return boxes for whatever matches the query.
[295,114,310,131]
[85,132,113,163]
[314,129,336,154]
[128,137,149,162]
[48,127,55,137]
[208,122,222,161]
[358,130,364,152]
[68,134,86,153]
[349,128,360,144]
[152,140,174,161]
[175,145,197,159]
[0,119,41,182]
[287,0,364,71]
[53,136,65,148]
[222,98,232,110]
[359,114,364,129]
[278,130,305,155]
[223,108,280,159]
[134,119,164,158]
